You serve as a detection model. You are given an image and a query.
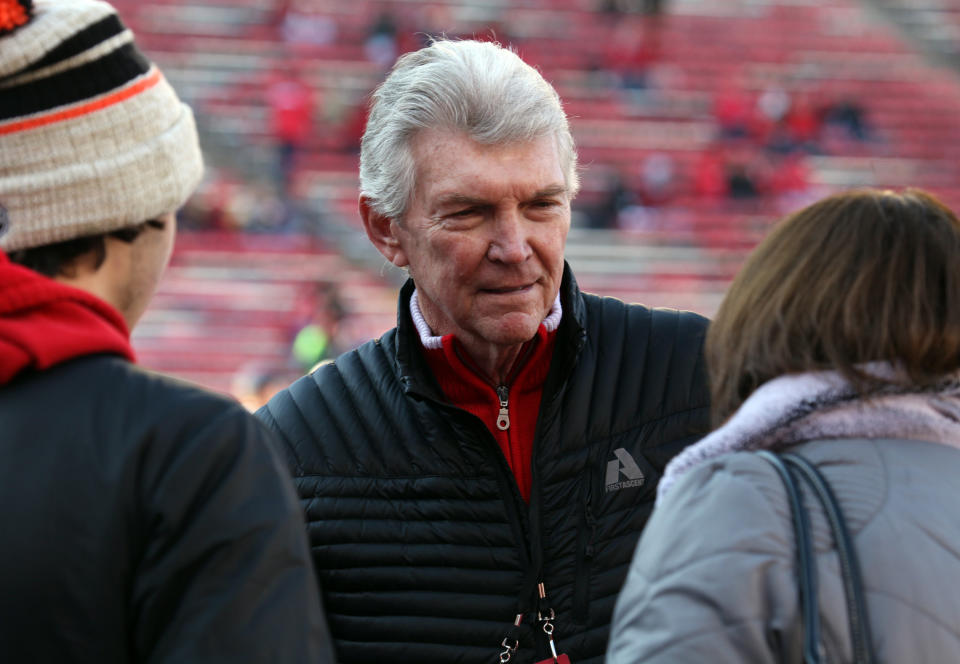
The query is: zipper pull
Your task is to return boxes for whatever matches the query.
[496,385,510,431]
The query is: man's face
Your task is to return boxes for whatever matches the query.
[390,128,571,353]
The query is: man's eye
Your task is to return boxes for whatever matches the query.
[449,208,476,218]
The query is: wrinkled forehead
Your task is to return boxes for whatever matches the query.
[407,128,568,206]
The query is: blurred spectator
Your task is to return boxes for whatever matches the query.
[823,97,871,141]
[279,0,337,49]
[365,9,399,69]
[589,170,632,229]
[785,92,821,150]
[693,149,728,199]
[770,153,819,213]
[713,81,752,140]
[232,183,292,232]
[769,153,810,195]
[638,152,678,206]
[605,21,656,91]
[726,162,760,200]
[184,170,244,230]
[751,84,790,144]
[757,86,791,127]
[762,90,823,155]
[599,0,620,13]
[181,172,297,232]
[338,99,369,153]
[643,0,666,13]
[601,0,668,14]
[267,63,316,196]
[591,155,676,234]
[291,282,348,372]
[765,120,798,154]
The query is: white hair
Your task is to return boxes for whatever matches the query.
[359,39,579,221]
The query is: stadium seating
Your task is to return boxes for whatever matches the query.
[107,0,960,395]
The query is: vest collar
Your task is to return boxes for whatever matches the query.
[394,261,586,399]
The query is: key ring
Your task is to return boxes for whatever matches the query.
[538,585,560,663]
[498,637,518,663]
[496,612,524,663]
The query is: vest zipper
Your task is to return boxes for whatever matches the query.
[496,385,510,431]
[573,492,596,624]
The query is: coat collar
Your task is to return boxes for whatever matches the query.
[657,364,960,504]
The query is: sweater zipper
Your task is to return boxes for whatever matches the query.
[496,385,510,431]
[451,337,536,435]
[491,337,540,433]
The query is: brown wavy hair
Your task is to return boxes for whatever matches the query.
[707,188,960,426]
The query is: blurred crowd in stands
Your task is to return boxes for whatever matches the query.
[110,0,946,401]
[184,0,881,240]
[585,78,876,231]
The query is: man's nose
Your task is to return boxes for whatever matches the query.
[487,210,532,264]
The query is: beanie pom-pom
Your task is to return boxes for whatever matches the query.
[0,0,31,35]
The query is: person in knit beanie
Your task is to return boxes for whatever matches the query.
[0,2,333,661]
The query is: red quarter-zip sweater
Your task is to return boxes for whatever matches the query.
[422,322,557,503]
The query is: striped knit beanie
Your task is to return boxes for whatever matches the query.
[0,0,203,252]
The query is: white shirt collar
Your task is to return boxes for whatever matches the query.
[410,289,563,350]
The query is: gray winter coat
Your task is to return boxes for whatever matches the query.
[607,437,960,663]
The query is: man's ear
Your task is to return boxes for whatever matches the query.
[359,197,408,267]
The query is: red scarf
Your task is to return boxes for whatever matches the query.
[0,252,135,384]
[424,325,557,502]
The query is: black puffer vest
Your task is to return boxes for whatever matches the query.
[259,265,710,663]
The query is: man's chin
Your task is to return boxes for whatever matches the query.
[478,315,543,347]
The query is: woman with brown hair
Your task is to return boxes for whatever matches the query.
[606,188,960,663]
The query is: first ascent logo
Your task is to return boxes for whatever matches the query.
[605,448,645,493]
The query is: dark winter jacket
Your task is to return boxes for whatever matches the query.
[258,265,710,663]
[0,253,332,662]
[0,355,333,662]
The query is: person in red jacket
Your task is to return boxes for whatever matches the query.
[267,60,316,195]
[0,1,332,661]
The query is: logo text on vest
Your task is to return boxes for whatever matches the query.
[605,448,645,492]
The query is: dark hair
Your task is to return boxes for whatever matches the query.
[8,219,166,278]
[707,188,960,426]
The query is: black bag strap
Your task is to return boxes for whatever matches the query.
[756,450,822,664]
[756,450,877,664]
[781,453,877,664]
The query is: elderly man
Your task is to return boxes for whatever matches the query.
[0,1,331,661]
[258,39,710,663]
